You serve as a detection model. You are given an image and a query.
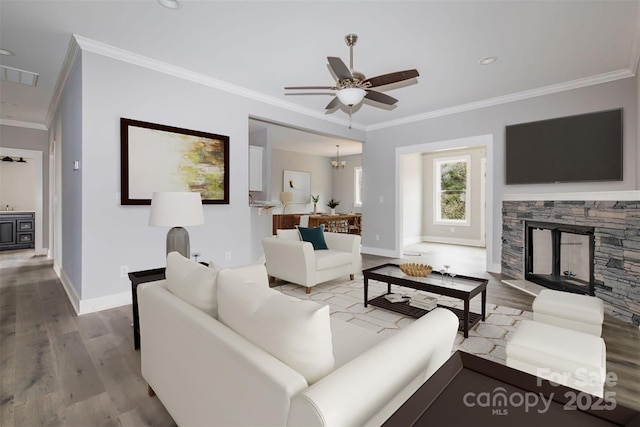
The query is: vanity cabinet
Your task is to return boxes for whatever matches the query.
[0,212,35,251]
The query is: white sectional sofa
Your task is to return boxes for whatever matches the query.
[138,252,459,427]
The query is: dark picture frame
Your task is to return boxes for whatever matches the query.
[120,118,229,205]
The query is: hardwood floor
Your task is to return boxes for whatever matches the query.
[0,249,638,426]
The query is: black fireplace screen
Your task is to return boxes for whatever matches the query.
[524,221,595,295]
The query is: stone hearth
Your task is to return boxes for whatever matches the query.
[502,200,640,326]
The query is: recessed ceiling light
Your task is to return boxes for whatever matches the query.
[0,48,15,56]
[479,56,497,65]
[157,0,181,9]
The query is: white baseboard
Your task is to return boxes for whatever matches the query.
[78,291,132,315]
[360,246,400,258]
[56,266,81,315]
[35,247,48,256]
[488,262,502,274]
[403,236,423,245]
[423,236,485,247]
[54,264,132,315]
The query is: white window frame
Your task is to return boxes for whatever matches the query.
[434,156,471,226]
[354,166,363,207]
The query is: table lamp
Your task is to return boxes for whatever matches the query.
[280,191,292,213]
[149,192,204,258]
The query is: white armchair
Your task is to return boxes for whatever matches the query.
[263,229,361,293]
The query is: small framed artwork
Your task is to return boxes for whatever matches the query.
[120,118,229,205]
[283,170,311,204]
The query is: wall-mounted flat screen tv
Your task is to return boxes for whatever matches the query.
[505,109,622,184]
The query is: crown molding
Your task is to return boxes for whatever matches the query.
[367,68,635,131]
[45,35,82,129]
[70,35,365,131]
[0,118,47,130]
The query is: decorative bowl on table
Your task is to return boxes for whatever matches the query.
[399,263,433,277]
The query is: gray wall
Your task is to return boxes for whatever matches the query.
[0,124,50,248]
[364,77,637,271]
[53,43,364,306]
[53,55,83,295]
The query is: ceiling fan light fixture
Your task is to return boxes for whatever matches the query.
[336,88,366,106]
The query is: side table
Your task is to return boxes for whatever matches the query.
[129,268,166,350]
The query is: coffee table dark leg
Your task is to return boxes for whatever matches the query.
[387,282,391,294]
[463,299,470,338]
[364,276,369,307]
[482,289,486,321]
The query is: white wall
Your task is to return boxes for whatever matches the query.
[0,125,49,248]
[401,153,422,244]
[421,145,486,245]
[332,153,362,214]
[364,77,637,272]
[54,42,364,311]
[0,159,36,210]
[270,148,334,215]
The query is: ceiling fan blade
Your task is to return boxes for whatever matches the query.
[363,69,419,88]
[325,97,340,110]
[284,86,335,90]
[327,57,353,81]
[365,90,398,105]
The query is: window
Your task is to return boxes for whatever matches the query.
[434,156,470,225]
[354,167,363,207]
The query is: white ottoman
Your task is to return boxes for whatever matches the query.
[532,289,604,336]
[506,320,606,397]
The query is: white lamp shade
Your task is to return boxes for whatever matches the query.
[336,88,366,106]
[149,192,204,227]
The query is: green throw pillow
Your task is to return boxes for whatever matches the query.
[298,225,329,250]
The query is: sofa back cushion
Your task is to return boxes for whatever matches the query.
[217,280,334,384]
[276,229,301,240]
[166,251,220,318]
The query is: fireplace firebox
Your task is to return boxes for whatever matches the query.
[524,221,596,296]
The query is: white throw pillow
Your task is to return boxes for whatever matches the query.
[166,252,220,318]
[218,280,334,384]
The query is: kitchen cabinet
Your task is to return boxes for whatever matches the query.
[0,212,35,251]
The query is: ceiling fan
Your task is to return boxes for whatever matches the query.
[284,33,419,113]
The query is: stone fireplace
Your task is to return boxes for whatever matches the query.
[502,199,640,326]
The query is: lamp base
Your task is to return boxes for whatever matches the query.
[166,226,190,258]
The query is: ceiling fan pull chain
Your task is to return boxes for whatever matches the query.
[349,106,353,129]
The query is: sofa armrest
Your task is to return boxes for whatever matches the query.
[263,236,316,286]
[287,308,459,427]
[139,281,308,426]
[323,232,361,255]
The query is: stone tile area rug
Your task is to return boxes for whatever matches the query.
[273,276,532,365]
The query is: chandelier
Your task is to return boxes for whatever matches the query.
[331,145,346,169]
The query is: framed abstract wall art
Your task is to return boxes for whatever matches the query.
[283,170,311,204]
[120,118,229,205]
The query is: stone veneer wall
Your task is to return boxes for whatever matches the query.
[502,200,640,326]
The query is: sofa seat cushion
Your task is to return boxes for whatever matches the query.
[315,250,353,271]
[165,251,220,318]
[330,318,384,369]
[218,279,334,384]
[506,320,606,396]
